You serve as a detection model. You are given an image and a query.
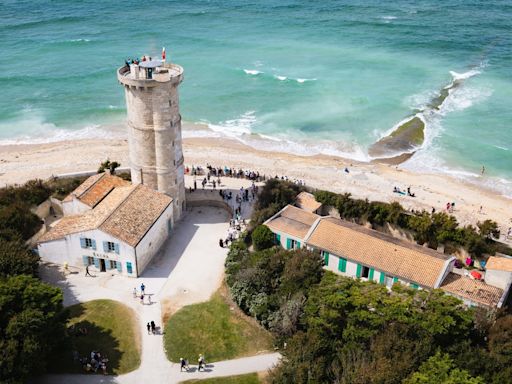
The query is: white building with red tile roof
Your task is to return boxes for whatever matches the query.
[38,174,174,277]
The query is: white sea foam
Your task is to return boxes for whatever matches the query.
[380,15,397,20]
[0,112,124,145]
[494,145,509,151]
[274,75,287,81]
[207,111,256,138]
[296,78,317,83]
[68,38,90,42]
[244,69,262,75]
[449,69,481,81]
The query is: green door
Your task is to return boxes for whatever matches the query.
[379,272,385,284]
[286,238,292,250]
[323,251,330,266]
[369,268,374,281]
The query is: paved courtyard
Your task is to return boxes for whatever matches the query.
[36,176,280,383]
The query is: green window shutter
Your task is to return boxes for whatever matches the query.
[369,268,374,281]
[276,233,281,245]
[286,238,291,250]
[323,252,329,266]
[125,262,131,274]
[338,257,346,273]
[296,241,301,249]
[356,264,362,278]
[393,277,399,284]
[411,283,419,289]
[379,273,385,284]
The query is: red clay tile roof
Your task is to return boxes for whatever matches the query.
[441,273,503,307]
[265,205,320,239]
[63,173,130,207]
[306,217,453,288]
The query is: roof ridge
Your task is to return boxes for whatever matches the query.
[76,172,107,198]
[98,184,139,229]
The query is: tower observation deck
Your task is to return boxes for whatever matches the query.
[117,59,185,220]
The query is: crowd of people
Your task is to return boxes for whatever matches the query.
[73,349,108,374]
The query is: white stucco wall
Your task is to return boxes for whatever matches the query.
[38,229,136,277]
[485,269,512,290]
[135,203,174,275]
[62,198,91,216]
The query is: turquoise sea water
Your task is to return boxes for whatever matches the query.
[1,0,511,194]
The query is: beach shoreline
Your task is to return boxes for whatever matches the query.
[0,131,511,233]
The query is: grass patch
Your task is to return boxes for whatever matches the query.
[180,373,261,383]
[52,299,141,375]
[164,290,273,363]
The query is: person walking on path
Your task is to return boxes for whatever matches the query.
[147,294,152,305]
[140,294,144,305]
[198,354,205,371]
[180,358,187,371]
[85,265,92,277]
[150,321,156,334]
[146,323,151,335]
[140,282,145,294]
[133,287,137,298]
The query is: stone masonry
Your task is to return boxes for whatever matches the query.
[117,62,186,220]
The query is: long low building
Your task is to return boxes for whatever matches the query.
[38,173,174,277]
[265,203,511,307]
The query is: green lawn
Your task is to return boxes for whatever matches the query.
[164,291,273,363]
[53,299,141,375]
[180,373,261,383]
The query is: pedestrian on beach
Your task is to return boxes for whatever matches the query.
[140,294,144,305]
[482,165,485,175]
[219,238,224,248]
[146,322,151,335]
[198,354,205,371]
[85,265,92,277]
[150,321,156,334]
[147,294,152,304]
[133,287,137,298]
[140,282,145,294]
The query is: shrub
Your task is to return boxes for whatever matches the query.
[0,203,42,240]
[0,179,51,207]
[0,238,40,277]
[252,225,275,251]
[98,159,121,174]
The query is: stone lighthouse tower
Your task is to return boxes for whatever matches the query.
[117,56,185,219]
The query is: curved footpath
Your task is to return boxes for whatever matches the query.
[36,179,280,383]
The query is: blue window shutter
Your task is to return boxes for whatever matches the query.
[117,262,123,272]
[380,273,385,284]
[91,239,97,250]
[94,257,100,268]
[356,264,362,278]
[286,238,291,250]
[369,268,374,281]
[106,261,111,270]
[114,243,120,254]
[82,256,89,266]
[80,238,86,248]
[103,241,108,252]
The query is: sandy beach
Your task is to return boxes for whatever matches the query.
[0,127,511,234]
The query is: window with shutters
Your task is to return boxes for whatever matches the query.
[83,238,93,248]
[87,256,94,265]
[107,241,116,252]
[361,266,370,278]
[109,260,117,269]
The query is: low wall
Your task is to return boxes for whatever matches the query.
[31,199,51,219]
[186,190,233,216]
[26,224,46,248]
[49,167,131,180]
